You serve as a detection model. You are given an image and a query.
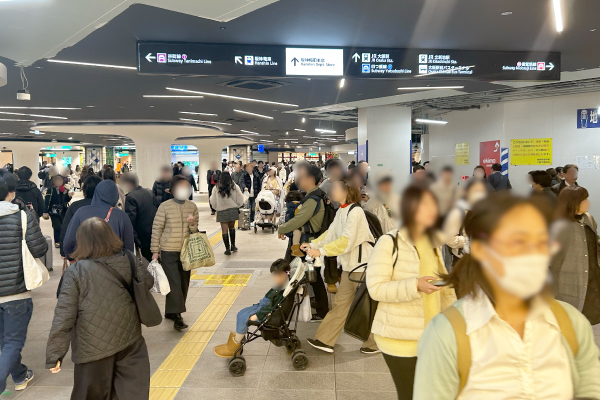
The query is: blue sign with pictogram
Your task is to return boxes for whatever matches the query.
[577,108,600,129]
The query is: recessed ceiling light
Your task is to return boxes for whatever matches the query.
[179,118,231,125]
[0,111,67,119]
[315,128,336,133]
[501,11,513,15]
[233,109,273,119]
[179,111,218,116]
[339,78,345,88]
[68,137,73,140]
[166,87,298,107]
[415,118,448,125]
[398,86,464,90]
[220,26,226,30]
[143,95,204,99]
[240,130,259,135]
[553,0,563,32]
[47,59,137,70]
[302,118,305,123]
[86,106,95,108]
[294,129,305,132]
[591,29,597,32]
[149,105,154,108]
[0,107,80,110]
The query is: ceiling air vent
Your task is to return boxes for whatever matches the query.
[219,79,287,91]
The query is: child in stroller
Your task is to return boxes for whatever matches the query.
[214,258,310,376]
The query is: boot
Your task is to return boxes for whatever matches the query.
[214,331,241,358]
[173,314,188,331]
[229,229,238,252]
[291,244,304,257]
[223,233,231,256]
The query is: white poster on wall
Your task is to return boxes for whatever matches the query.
[575,155,600,170]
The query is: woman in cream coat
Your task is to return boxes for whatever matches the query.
[367,185,456,400]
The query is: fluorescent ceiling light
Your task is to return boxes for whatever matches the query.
[302,118,306,123]
[47,59,137,70]
[179,118,231,125]
[0,119,34,121]
[234,109,273,119]
[0,107,80,110]
[179,111,217,116]
[144,95,204,99]
[166,87,298,107]
[339,78,345,88]
[294,129,306,132]
[397,86,464,90]
[315,128,336,133]
[260,140,274,143]
[553,0,563,32]
[240,130,260,135]
[0,111,67,120]
[415,118,448,125]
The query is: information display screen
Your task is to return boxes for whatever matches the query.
[137,42,560,81]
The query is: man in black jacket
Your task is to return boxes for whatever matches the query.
[152,166,172,205]
[239,163,262,223]
[121,173,158,262]
[552,163,579,195]
[207,162,221,215]
[487,163,512,191]
[15,166,44,220]
[0,170,48,393]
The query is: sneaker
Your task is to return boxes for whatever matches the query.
[360,347,381,355]
[14,370,34,391]
[307,338,334,353]
[308,315,323,323]
[250,222,255,227]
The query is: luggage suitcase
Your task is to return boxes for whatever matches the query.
[39,235,53,271]
[239,208,251,230]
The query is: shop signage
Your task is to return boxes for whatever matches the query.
[479,140,501,176]
[577,108,600,129]
[138,41,560,81]
[171,145,188,151]
[455,143,469,165]
[510,138,552,166]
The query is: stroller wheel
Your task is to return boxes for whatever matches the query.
[291,351,309,371]
[228,356,247,377]
[285,337,302,353]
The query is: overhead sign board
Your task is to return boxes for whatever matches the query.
[137,41,560,80]
[577,108,600,129]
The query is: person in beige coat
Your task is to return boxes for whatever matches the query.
[151,175,199,331]
[367,185,456,400]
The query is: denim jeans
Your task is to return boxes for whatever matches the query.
[236,296,270,334]
[248,197,256,222]
[0,298,33,392]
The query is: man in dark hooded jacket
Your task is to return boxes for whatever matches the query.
[62,180,134,257]
[15,166,44,220]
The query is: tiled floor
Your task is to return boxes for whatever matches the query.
[2,194,396,400]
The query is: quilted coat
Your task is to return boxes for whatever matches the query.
[46,251,154,367]
[366,228,456,341]
[150,198,199,253]
[0,202,48,298]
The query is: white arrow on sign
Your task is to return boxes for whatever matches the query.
[235,56,242,65]
[145,53,156,63]
[352,53,360,62]
[546,62,555,71]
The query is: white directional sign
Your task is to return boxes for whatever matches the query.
[285,48,344,76]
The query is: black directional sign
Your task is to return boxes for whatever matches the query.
[137,41,560,81]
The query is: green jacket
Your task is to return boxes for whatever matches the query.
[277,187,324,236]
[413,298,600,399]
[256,288,285,321]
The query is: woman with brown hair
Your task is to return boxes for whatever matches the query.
[551,186,600,324]
[366,185,456,400]
[46,217,154,400]
[303,179,378,354]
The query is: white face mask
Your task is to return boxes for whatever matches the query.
[481,245,549,299]
[174,187,190,201]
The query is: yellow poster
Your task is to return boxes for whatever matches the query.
[455,143,469,165]
[510,138,552,166]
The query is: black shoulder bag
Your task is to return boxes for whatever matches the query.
[101,251,163,327]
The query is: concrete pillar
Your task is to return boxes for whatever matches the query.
[130,137,173,189]
[357,105,412,190]
[8,142,41,176]
[421,134,430,165]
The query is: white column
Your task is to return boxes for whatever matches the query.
[358,105,412,190]
[421,134,430,165]
[198,152,222,193]
[130,137,173,189]
[5,142,43,181]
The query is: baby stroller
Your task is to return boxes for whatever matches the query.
[254,189,278,234]
[228,262,314,377]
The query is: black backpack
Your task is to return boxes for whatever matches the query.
[349,203,383,242]
[299,188,336,237]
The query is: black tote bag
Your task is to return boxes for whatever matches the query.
[343,263,378,342]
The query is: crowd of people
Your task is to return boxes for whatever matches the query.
[0,155,599,400]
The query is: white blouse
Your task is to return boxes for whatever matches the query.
[459,294,573,400]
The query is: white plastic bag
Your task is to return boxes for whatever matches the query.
[21,211,49,290]
[147,259,170,295]
[296,287,312,323]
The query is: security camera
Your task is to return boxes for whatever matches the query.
[17,89,30,101]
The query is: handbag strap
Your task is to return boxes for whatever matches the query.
[97,252,136,300]
[105,207,114,222]
[20,210,27,240]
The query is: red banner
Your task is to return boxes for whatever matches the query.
[479,140,501,176]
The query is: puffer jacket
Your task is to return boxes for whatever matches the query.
[366,228,456,341]
[151,199,199,253]
[46,251,153,366]
[0,203,48,298]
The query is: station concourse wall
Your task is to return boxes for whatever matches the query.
[428,91,600,219]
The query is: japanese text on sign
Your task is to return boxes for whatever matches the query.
[455,143,470,165]
[510,138,553,166]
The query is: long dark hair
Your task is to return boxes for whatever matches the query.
[441,193,548,299]
[400,185,438,241]
[218,172,234,197]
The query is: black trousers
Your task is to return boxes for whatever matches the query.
[50,215,62,243]
[71,337,150,400]
[161,251,190,314]
[208,184,216,212]
[382,354,417,400]
[248,196,256,222]
[323,256,339,285]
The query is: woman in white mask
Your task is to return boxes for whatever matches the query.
[150,176,199,331]
[414,193,600,400]
[443,178,489,264]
